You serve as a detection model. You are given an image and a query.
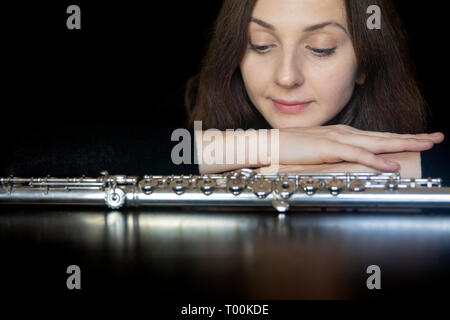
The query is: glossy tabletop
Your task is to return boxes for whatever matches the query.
[1,206,450,300]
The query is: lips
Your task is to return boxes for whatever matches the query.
[272,99,313,114]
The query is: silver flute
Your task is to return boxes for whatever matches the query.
[1,169,450,212]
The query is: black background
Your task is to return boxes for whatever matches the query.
[3,1,222,127]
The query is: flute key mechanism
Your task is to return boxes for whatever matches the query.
[1,169,450,212]
[105,188,126,210]
[250,177,273,199]
[197,177,217,196]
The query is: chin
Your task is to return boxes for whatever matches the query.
[269,117,310,129]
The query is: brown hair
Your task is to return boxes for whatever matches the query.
[186,0,429,133]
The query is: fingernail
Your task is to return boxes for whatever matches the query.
[431,132,442,136]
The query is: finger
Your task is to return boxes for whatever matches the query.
[334,135,435,153]
[334,144,400,172]
[356,132,444,144]
[348,129,444,143]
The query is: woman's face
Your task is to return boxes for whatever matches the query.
[240,0,363,129]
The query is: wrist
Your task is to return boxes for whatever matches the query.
[263,129,280,167]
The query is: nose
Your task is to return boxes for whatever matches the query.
[274,50,304,89]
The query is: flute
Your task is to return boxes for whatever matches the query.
[1,169,450,212]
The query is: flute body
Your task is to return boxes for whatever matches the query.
[1,169,450,212]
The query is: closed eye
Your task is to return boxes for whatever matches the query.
[307,46,337,57]
[249,42,337,57]
[249,42,272,54]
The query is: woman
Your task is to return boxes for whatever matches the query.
[185,0,444,177]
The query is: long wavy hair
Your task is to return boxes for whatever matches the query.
[185,0,429,133]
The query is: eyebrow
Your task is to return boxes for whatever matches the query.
[250,17,348,35]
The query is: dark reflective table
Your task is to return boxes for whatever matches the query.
[1,206,450,300]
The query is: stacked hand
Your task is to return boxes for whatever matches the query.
[257,124,444,173]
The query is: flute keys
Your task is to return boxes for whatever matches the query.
[105,188,126,209]
[139,177,160,195]
[300,177,320,195]
[197,178,216,196]
[227,176,247,196]
[250,177,272,199]
[349,179,366,192]
[385,177,398,190]
[272,199,290,213]
[325,176,345,196]
[275,178,296,199]
[170,178,189,195]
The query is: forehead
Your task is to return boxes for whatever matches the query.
[251,0,348,29]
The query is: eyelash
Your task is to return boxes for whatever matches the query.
[307,46,337,57]
[249,43,337,57]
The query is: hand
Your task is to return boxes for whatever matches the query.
[272,125,444,172]
[256,152,422,177]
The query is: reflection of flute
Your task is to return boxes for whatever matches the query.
[1,169,450,212]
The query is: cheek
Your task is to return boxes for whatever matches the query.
[240,56,272,101]
[308,54,358,110]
